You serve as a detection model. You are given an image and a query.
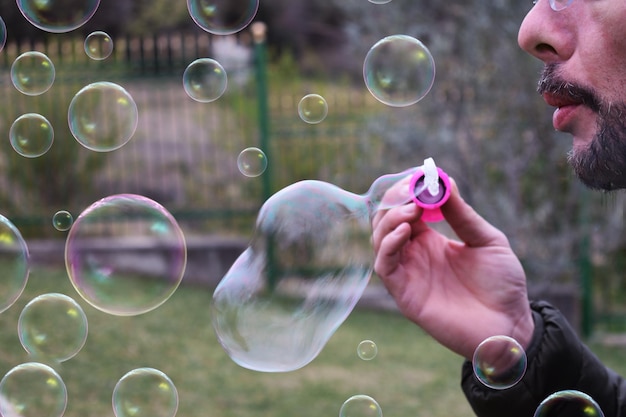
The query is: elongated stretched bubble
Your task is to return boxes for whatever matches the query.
[211,164,438,372]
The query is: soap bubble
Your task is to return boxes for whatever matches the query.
[357,340,378,361]
[11,51,56,96]
[298,94,328,124]
[0,17,6,52]
[534,390,604,417]
[549,0,573,11]
[65,194,187,316]
[183,58,228,103]
[18,293,88,363]
[212,166,423,372]
[84,31,114,60]
[187,0,259,35]
[17,0,101,33]
[113,368,179,417]
[68,81,139,152]
[237,147,267,177]
[10,113,54,158]
[0,362,67,417]
[0,214,30,314]
[339,395,383,417]
[363,35,435,107]
[369,0,392,3]
[472,335,527,390]
[52,210,74,232]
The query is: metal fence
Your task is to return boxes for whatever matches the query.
[0,29,385,237]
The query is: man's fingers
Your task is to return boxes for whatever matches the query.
[441,179,508,248]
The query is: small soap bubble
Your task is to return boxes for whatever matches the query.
[113,368,179,417]
[0,17,7,53]
[357,340,378,361]
[17,0,101,33]
[11,51,56,96]
[298,94,328,124]
[0,362,67,417]
[363,35,435,107]
[65,194,187,316]
[18,293,88,363]
[472,335,527,390]
[68,81,138,152]
[237,147,267,177]
[187,0,259,35]
[10,113,54,158]
[549,0,573,11]
[0,215,30,314]
[183,58,228,103]
[52,210,74,231]
[84,31,114,60]
[534,390,604,417]
[369,0,392,3]
[339,395,383,417]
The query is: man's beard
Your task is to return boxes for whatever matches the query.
[538,64,626,191]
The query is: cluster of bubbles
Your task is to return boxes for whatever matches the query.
[472,335,605,416]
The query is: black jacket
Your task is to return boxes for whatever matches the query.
[461,300,626,417]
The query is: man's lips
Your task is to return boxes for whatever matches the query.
[542,92,583,131]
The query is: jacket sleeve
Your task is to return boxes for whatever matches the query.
[460,300,626,417]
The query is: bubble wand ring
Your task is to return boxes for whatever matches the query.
[409,166,451,222]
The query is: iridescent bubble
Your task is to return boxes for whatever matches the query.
[17,0,101,33]
[211,165,427,372]
[0,214,30,314]
[0,17,7,53]
[0,362,67,417]
[298,94,328,124]
[11,51,56,96]
[52,210,73,232]
[237,147,267,177]
[84,31,114,60]
[534,390,604,417]
[187,0,259,35]
[10,113,54,158]
[18,293,88,363]
[549,0,573,11]
[65,194,187,316]
[363,35,435,107]
[472,335,527,390]
[113,368,179,417]
[357,340,378,361]
[369,0,392,3]
[183,58,228,103]
[68,81,139,152]
[339,395,383,417]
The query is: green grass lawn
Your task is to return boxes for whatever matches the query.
[2,266,626,417]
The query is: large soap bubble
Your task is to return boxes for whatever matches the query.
[65,194,187,316]
[363,35,435,107]
[11,51,56,96]
[18,293,88,363]
[212,160,448,372]
[187,0,259,35]
[534,390,604,417]
[17,0,101,33]
[68,81,139,152]
[0,214,30,314]
[0,362,67,417]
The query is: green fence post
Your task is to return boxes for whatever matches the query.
[578,185,593,338]
[251,22,277,291]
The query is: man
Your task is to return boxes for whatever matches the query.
[371,0,626,415]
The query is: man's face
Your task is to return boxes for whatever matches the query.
[518,0,626,190]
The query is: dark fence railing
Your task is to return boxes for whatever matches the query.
[0,30,385,238]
